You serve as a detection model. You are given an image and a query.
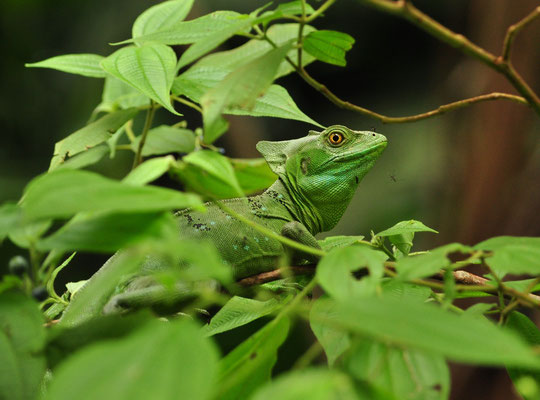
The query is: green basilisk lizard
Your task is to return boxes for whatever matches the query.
[60,125,386,324]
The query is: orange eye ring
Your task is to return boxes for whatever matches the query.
[328,132,344,146]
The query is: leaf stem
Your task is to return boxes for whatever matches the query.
[132,100,156,168]
[502,6,540,61]
[306,0,338,23]
[171,95,203,113]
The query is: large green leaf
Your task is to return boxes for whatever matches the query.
[310,297,540,368]
[475,236,540,276]
[203,296,285,336]
[132,0,194,38]
[96,76,149,113]
[173,150,244,199]
[101,44,178,115]
[376,220,438,237]
[231,158,277,195]
[131,125,196,157]
[0,203,22,241]
[303,30,355,67]
[217,318,290,400]
[396,243,472,281]
[26,54,106,78]
[201,44,292,143]
[37,211,177,253]
[45,319,219,400]
[49,108,138,170]
[123,156,176,186]
[20,169,202,220]
[316,245,388,300]
[0,292,46,400]
[56,144,109,171]
[251,368,362,400]
[345,339,450,400]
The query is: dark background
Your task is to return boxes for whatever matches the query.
[1,0,539,398]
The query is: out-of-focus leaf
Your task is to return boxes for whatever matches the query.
[475,236,540,276]
[303,30,355,66]
[396,243,472,280]
[101,44,179,115]
[123,156,175,186]
[37,211,177,253]
[20,169,202,220]
[201,44,292,143]
[251,368,362,400]
[8,219,51,249]
[56,144,109,171]
[316,245,388,300]
[0,292,46,400]
[217,318,289,400]
[203,296,286,336]
[26,54,106,78]
[506,312,540,400]
[274,1,315,16]
[49,108,138,170]
[317,235,365,252]
[45,319,219,400]
[310,297,540,368]
[345,339,450,400]
[173,150,244,199]
[131,125,196,156]
[132,0,194,38]
[0,203,23,241]
[97,76,149,112]
[231,158,276,195]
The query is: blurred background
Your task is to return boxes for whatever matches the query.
[1,0,539,398]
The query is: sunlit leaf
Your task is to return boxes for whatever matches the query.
[123,156,175,186]
[231,158,277,195]
[376,220,438,237]
[26,54,106,78]
[132,0,194,38]
[303,30,355,67]
[131,125,196,156]
[475,236,540,276]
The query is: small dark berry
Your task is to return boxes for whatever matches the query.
[218,147,226,154]
[32,287,48,302]
[8,255,29,276]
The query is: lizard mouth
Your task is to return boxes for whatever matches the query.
[332,140,387,163]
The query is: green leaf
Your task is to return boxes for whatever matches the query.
[345,339,450,400]
[173,150,244,199]
[101,44,179,115]
[37,211,177,253]
[251,368,361,400]
[274,1,315,16]
[177,15,255,69]
[45,319,219,400]
[120,11,244,46]
[396,243,472,281]
[132,125,196,157]
[96,76,149,113]
[26,54,106,78]
[0,292,46,400]
[217,318,290,400]
[0,203,22,241]
[49,108,138,170]
[8,219,52,249]
[303,30,355,67]
[310,297,540,368]
[132,0,194,38]
[317,235,365,252]
[310,298,350,366]
[201,43,293,143]
[376,220,438,237]
[123,156,175,186]
[316,245,388,300]
[56,144,109,171]
[506,312,540,400]
[475,236,540,276]
[203,296,285,336]
[20,169,202,220]
[231,158,277,195]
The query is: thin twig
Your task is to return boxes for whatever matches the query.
[502,6,540,61]
[132,101,156,168]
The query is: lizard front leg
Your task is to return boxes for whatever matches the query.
[281,221,322,264]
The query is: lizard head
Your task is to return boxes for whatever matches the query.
[257,125,387,231]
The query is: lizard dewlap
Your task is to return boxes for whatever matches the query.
[176,125,387,279]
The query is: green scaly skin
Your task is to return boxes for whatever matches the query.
[60,125,387,323]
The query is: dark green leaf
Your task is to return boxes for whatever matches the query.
[37,211,177,253]
[317,235,365,252]
[0,203,23,241]
[203,296,285,336]
[123,156,175,186]
[310,297,540,368]
[217,318,290,400]
[132,0,194,38]
[26,54,106,78]
[303,30,355,67]
[251,368,361,400]
[275,1,315,16]
[475,236,540,276]
[132,125,196,156]
[231,158,276,195]
[49,108,138,170]
[45,319,219,400]
[101,44,178,115]
[21,169,202,220]
[56,144,109,171]
[0,292,46,400]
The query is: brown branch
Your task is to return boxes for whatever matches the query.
[237,265,316,286]
[502,6,540,61]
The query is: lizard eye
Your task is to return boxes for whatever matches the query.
[328,131,344,146]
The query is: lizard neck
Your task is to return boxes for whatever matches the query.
[264,179,324,235]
